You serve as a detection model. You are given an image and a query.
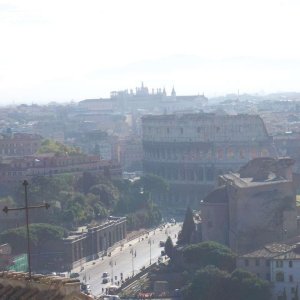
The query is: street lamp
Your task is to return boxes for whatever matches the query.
[130,248,135,276]
[109,260,114,283]
[148,239,152,265]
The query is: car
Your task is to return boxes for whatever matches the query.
[159,241,165,247]
[102,278,109,284]
[102,272,110,278]
[103,296,120,300]
[81,283,91,294]
[70,272,80,278]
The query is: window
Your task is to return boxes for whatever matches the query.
[289,261,293,268]
[266,260,270,267]
[245,259,249,267]
[289,275,294,282]
[276,271,284,282]
[291,287,295,293]
[255,259,260,266]
[266,273,270,281]
[276,260,283,268]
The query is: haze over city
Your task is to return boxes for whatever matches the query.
[0,0,300,104]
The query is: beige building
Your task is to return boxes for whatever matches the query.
[237,243,294,281]
[201,157,298,254]
[142,113,276,205]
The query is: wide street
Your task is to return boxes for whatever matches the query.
[77,222,182,296]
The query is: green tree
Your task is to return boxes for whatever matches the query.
[0,223,66,254]
[177,206,195,245]
[38,139,80,156]
[182,241,236,272]
[75,172,99,195]
[183,266,271,300]
[184,265,230,300]
[135,174,169,195]
[165,236,174,259]
[230,269,271,300]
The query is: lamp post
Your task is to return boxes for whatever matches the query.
[130,248,134,276]
[109,260,114,283]
[148,238,152,265]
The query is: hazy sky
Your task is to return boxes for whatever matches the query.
[0,0,300,104]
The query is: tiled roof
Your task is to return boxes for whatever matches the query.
[240,243,294,258]
[273,251,300,260]
[0,272,94,300]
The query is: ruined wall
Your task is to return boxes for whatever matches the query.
[201,202,229,245]
[228,181,297,254]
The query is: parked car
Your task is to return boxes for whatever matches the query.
[70,272,80,278]
[159,241,165,247]
[102,278,109,284]
[102,272,110,278]
[81,283,91,294]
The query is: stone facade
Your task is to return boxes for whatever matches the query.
[142,113,276,205]
[201,157,298,254]
[35,216,127,271]
[0,133,42,157]
[0,154,121,184]
[237,242,300,300]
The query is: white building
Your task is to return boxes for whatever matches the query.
[238,242,300,300]
[271,244,300,300]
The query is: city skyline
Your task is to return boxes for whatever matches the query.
[0,0,300,104]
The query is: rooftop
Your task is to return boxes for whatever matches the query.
[240,243,294,258]
[0,271,93,300]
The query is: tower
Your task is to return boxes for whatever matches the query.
[171,86,176,97]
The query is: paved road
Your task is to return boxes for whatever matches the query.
[78,222,182,296]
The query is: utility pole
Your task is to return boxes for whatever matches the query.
[148,238,152,265]
[3,180,50,280]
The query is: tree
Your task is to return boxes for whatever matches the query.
[177,206,195,245]
[165,236,174,259]
[230,269,271,300]
[37,139,80,156]
[182,241,236,272]
[133,174,168,204]
[0,223,66,254]
[183,266,271,300]
[184,265,230,300]
[75,172,99,195]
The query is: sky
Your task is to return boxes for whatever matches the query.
[0,0,300,104]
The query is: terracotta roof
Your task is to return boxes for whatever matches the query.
[0,272,94,300]
[240,243,294,258]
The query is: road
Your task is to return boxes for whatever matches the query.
[77,222,182,296]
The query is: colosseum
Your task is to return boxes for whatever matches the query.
[142,113,277,206]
